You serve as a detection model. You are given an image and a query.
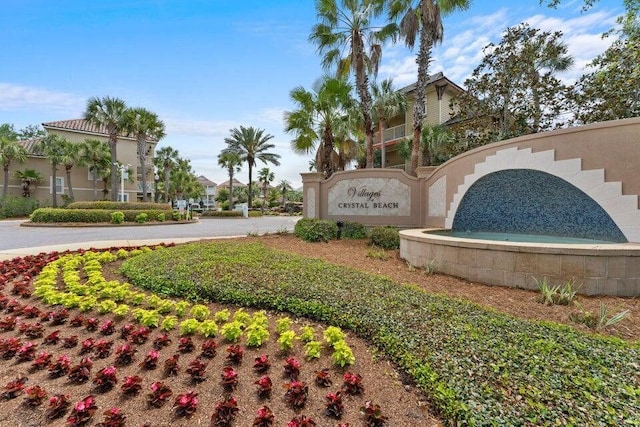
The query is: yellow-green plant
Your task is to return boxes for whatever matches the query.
[220,320,243,342]
[299,326,316,343]
[174,301,190,317]
[246,324,270,347]
[179,318,201,335]
[323,326,346,348]
[161,315,179,331]
[332,340,355,367]
[190,304,211,322]
[156,300,175,315]
[98,300,118,314]
[113,304,130,318]
[200,320,218,338]
[130,292,146,306]
[146,294,164,309]
[276,317,292,335]
[251,310,269,328]
[233,308,252,326]
[214,309,230,323]
[78,296,98,312]
[304,340,322,360]
[278,330,297,352]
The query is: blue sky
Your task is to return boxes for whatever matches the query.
[0,0,623,188]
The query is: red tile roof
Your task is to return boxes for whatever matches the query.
[18,138,46,157]
[42,119,157,142]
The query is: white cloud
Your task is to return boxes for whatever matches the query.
[164,117,241,139]
[0,83,83,114]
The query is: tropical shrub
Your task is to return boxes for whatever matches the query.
[179,319,201,336]
[368,226,400,250]
[341,221,367,239]
[1,195,39,219]
[111,211,125,224]
[135,213,148,223]
[189,304,210,322]
[294,218,337,242]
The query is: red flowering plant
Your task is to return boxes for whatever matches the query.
[253,354,270,373]
[221,365,238,390]
[342,372,364,395]
[46,393,71,420]
[20,322,44,338]
[93,339,114,359]
[153,332,172,350]
[360,401,387,427]
[226,344,244,364]
[114,343,137,366]
[315,368,332,387]
[210,395,239,427]
[120,323,136,340]
[49,308,68,325]
[284,357,301,380]
[66,394,98,426]
[31,351,52,370]
[178,336,195,353]
[80,337,95,354]
[99,319,116,335]
[286,415,317,427]
[95,407,126,427]
[48,354,71,378]
[6,299,23,313]
[2,376,27,399]
[200,338,217,358]
[147,381,173,407]
[22,305,41,319]
[93,366,118,392]
[120,375,143,395]
[68,357,93,383]
[173,390,198,417]
[0,315,17,331]
[69,314,85,327]
[85,318,99,332]
[62,335,79,348]
[0,337,21,358]
[284,380,309,408]
[23,385,47,406]
[186,357,208,383]
[43,330,60,345]
[253,405,275,427]
[325,391,344,419]
[140,349,159,370]
[129,326,151,344]
[254,375,272,398]
[16,341,38,362]
[164,354,180,376]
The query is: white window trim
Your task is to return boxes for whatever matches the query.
[88,167,97,181]
[117,193,129,202]
[49,176,65,195]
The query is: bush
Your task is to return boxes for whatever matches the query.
[156,212,165,222]
[120,241,640,426]
[111,211,125,224]
[0,195,40,219]
[340,221,367,239]
[135,213,148,223]
[29,208,173,223]
[248,211,262,218]
[368,226,400,250]
[67,201,171,211]
[294,218,337,242]
[172,211,181,221]
[200,210,243,218]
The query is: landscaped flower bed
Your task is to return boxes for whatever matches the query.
[120,241,640,426]
[0,246,423,426]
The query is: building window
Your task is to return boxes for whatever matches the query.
[117,193,129,202]
[88,167,97,181]
[50,176,64,194]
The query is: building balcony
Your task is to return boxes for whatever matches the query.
[373,123,406,147]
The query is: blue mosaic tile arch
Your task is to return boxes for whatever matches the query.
[451,169,627,242]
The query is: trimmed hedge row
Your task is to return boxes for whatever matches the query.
[30,208,173,223]
[121,241,640,426]
[200,210,243,218]
[66,201,172,211]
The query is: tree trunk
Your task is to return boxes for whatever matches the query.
[228,168,234,210]
[322,125,335,178]
[247,164,253,209]
[352,35,375,169]
[411,28,432,175]
[379,121,386,168]
[138,138,148,202]
[51,165,58,208]
[92,164,98,201]
[531,71,541,133]
[2,166,9,198]
[109,133,118,202]
[164,167,171,203]
[65,166,75,202]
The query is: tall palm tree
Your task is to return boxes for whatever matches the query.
[217,149,242,210]
[124,107,166,202]
[285,76,354,179]
[389,0,470,174]
[80,139,111,201]
[37,134,68,208]
[310,0,396,169]
[153,146,179,203]
[371,78,407,167]
[257,167,275,213]
[60,140,84,203]
[84,96,129,201]
[14,168,43,197]
[224,126,281,209]
[0,137,28,197]
[279,179,292,208]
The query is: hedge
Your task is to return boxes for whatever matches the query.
[199,210,243,218]
[66,201,172,211]
[0,195,40,219]
[121,241,640,426]
[30,208,175,223]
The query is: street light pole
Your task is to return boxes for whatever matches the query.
[114,163,131,202]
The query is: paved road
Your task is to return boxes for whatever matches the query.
[0,216,300,257]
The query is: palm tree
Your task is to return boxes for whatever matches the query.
[420,124,454,165]
[389,0,470,174]
[1,137,28,197]
[257,167,275,213]
[153,146,179,203]
[37,134,68,208]
[84,96,129,201]
[371,78,407,167]
[80,139,111,201]
[279,179,292,208]
[285,76,354,178]
[60,140,84,203]
[224,126,281,209]
[124,107,166,202]
[217,149,242,210]
[14,168,43,197]
[310,0,396,169]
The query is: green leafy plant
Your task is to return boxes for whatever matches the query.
[233,308,252,326]
[97,300,117,315]
[156,300,175,315]
[299,325,316,343]
[246,324,270,347]
[536,278,578,306]
[132,309,161,328]
[113,304,129,318]
[156,212,165,222]
[278,330,297,352]
[323,326,346,348]
[161,315,179,331]
[179,318,201,336]
[220,320,243,342]
[366,246,389,260]
[111,211,125,224]
[332,340,355,367]
[368,226,399,250]
[304,340,322,360]
[189,304,210,322]
[174,301,190,317]
[294,218,337,242]
[276,317,292,335]
[135,213,149,223]
[251,310,269,328]
[200,320,218,338]
[570,302,630,330]
[213,309,230,323]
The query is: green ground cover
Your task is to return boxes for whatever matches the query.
[121,241,640,426]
